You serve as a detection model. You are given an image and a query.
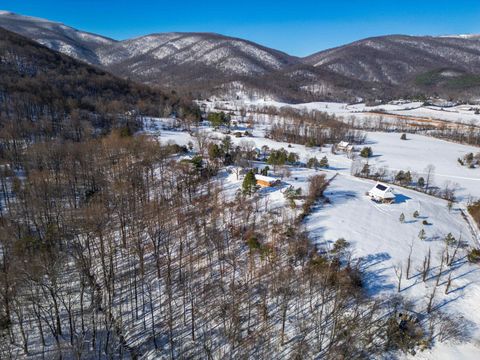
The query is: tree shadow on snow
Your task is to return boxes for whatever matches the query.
[359,252,392,270]
[327,166,349,171]
[362,266,396,296]
[358,253,395,296]
[324,190,358,205]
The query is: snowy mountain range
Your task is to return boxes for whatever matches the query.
[2,10,480,101]
[305,35,480,85]
[98,32,299,85]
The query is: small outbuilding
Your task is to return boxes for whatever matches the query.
[336,141,354,152]
[368,182,396,203]
[255,174,280,188]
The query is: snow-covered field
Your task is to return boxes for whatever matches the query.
[306,174,480,359]
[364,132,480,201]
[201,98,480,127]
[147,118,480,201]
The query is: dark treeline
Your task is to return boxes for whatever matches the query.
[261,106,366,146]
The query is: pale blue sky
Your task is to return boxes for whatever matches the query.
[2,0,480,56]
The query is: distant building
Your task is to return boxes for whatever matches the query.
[336,141,354,152]
[368,182,396,203]
[255,174,280,188]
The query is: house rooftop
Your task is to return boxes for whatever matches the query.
[254,174,279,183]
[369,182,395,199]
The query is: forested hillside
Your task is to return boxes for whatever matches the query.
[0,27,200,147]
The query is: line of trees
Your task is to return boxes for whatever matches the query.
[351,161,458,202]
[344,114,480,146]
[262,107,366,147]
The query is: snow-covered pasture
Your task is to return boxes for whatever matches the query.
[306,173,480,359]
[148,116,480,201]
[200,98,480,127]
[364,132,480,201]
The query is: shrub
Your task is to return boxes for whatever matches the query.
[332,238,350,253]
[467,248,480,263]
[360,146,373,158]
[319,156,329,168]
[468,201,480,227]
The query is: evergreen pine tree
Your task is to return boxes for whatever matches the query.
[419,228,426,241]
[287,152,299,164]
[319,156,329,168]
[417,177,425,188]
[447,200,453,212]
[404,171,412,185]
[360,147,372,158]
[444,233,456,246]
[307,157,319,169]
[242,170,257,195]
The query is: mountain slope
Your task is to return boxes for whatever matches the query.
[4,10,480,101]
[100,32,299,86]
[0,10,116,65]
[0,26,198,139]
[0,11,299,90]
[304,35,480,86]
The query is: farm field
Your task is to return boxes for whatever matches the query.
[202,98,480,128]
[149,118,480,200]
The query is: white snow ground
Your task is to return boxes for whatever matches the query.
[146,116,480,359]
[202,98,480,127]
